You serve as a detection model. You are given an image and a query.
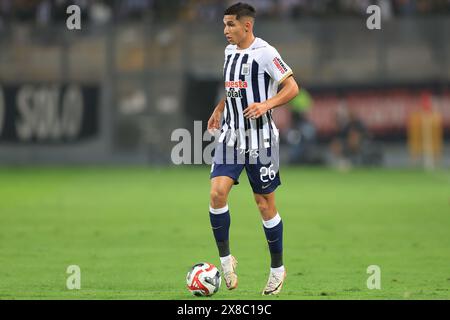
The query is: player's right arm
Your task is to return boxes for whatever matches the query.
[207,98,225,133]
[208,47,232,133]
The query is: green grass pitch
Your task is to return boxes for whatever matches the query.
[0,166,449,300]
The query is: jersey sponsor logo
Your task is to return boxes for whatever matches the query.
[226,88,242,99]
[251,45,267,50]
[273,57,288,74]
[225,80,248,89]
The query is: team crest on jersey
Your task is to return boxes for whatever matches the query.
[241,63,250,76]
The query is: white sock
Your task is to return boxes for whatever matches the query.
[270,265,285,274]
[220,255,232,266]
[262,213,281,229]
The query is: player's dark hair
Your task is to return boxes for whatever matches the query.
[224,2,256,20]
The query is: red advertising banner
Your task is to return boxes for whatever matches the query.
[307,88,450,139]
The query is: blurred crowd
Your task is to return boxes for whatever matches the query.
[182,0,450,21]
[0,0,449,27]
[285,94,384,168]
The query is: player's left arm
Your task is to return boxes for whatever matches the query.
[244,46,299,120]
[243,75,299,119]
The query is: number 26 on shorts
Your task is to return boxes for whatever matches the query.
[259,164,276,183]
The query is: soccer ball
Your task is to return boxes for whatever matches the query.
[186,262,221,296]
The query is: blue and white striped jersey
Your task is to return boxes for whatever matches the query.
[220,37,293,151]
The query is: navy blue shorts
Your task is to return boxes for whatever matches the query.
[210,140,281,194]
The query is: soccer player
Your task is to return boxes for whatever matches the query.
[207,2,299,295]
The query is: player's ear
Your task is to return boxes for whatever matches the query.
[248,19,255,32]
[240,17,251,32]
[245,20,251,32]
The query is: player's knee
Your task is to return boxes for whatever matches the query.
[210,188,228,208]
[255,196,277,220]
[255,197,270,215]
